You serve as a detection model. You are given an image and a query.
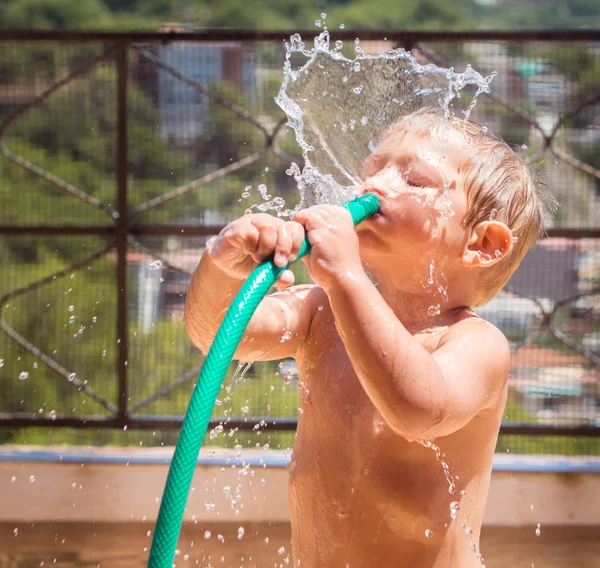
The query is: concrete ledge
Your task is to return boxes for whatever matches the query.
[1,446,599,526]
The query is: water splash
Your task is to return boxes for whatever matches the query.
[275,29,495,209]
[420,439,456,494]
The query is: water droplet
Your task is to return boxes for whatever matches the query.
[28,475,35,483]
[428,305,441,317]
[353,62,360,72]
[223,486,231,495]
[146,530,152,537]
[339,23,345,29]
[0,359,4,367]
[91,316,97,323]
[240,405,250,414]
[204,530,211,539]
[278,546,285,556]
[521,144,528,150]
[13,527,18,536]
[237,526,245,539]
[68,316,76,324]
[10,476,16,483]
[102,350,107,357]
[148,260,162,270]
[68,373,76,382]
[261,478,266,486]
[449,501,460,519]
[535,523,541,537]
[335,40,343,50]
[352,85,364,95]
[315,19,322,28]
[279,330,293,343]
[68,305,75,312]
[18,372,29,381]
[258,184,271,200]
[205,502,216,511]
[49,410,57,421]
[217,534,224,542]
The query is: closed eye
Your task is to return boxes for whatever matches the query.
[405,174,433,188]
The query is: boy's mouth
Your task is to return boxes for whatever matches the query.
[361,189,385,217]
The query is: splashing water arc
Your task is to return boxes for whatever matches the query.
[275,30,495,207]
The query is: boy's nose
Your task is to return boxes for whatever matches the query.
[361,165,402,197]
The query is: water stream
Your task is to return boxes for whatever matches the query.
[273,25,495,211]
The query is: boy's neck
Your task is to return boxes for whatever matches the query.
[365,265,475,334]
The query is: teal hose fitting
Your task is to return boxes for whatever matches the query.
[147,193,380,567]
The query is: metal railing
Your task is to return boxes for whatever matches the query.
[0,30,598,452]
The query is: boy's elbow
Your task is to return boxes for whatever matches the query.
[382,399,448,442]
[184,301,212,355]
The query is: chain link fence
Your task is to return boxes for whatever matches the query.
[0,30,598,454]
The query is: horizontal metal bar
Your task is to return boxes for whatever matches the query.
[0,29,599,43]
[0,225,115,235]
[500,423,600,436]
[0,415,299,430]
[127,225,225,236]
[0,225,598,239]
[546,228,600,239]
[0,225,224,236]
[1,415,598,436]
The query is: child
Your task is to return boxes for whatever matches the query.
[184,108,554,567]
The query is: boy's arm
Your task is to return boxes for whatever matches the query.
[327,271,510,440]
[184,217,316,362]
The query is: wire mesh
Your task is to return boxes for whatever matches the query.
[0,32,598,455]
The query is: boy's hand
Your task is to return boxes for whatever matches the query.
[294,205,363,291]
[209,213,305,290]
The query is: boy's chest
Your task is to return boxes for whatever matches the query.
[298,324,401,447]
[298,313,442,424]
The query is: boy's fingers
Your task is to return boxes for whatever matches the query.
[253,223,278,262]
[288,221,306,261]
[275,269,295,291]
[274,224,293,267]
[234,222,260,254]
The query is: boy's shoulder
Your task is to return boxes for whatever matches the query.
[437,313,511,389]
[440,312,509,350]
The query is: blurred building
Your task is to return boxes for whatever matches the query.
[134,24,257,142]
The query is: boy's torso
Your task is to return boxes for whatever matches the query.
[289,293,506,568]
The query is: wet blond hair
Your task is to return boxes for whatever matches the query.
[395,107,557,306]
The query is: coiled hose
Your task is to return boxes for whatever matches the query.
[148,193,380,567]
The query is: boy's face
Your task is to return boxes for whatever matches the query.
[356,123,473,269]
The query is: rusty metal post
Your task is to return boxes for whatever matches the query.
[116,41,129,425]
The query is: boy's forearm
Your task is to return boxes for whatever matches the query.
[184,248,245,353]
[327,270,446,439]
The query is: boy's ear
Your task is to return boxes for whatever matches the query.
[462,221,513,268]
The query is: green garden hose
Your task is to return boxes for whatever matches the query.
[147,193,380,567]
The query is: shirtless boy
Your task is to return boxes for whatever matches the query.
[185,108,554,567]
